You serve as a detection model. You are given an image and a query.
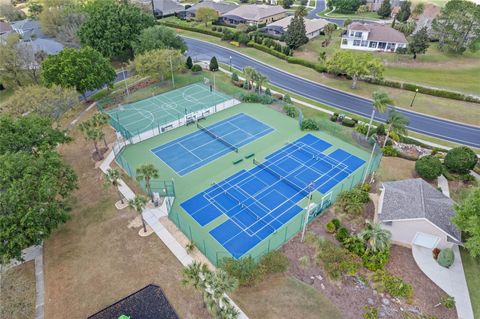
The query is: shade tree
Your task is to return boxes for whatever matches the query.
[133,25,187,55]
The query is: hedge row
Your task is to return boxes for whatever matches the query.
[363,77,480,104]
[158,21,223,38]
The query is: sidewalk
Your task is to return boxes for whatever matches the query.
[412,245,474,319]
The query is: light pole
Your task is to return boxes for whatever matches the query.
[410,88,419,107]
[169,55,175,88]
[229,56,232,71]
[122,65,130,97]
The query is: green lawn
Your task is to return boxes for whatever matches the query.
[296,33,480,96]
[317,10,382,20]
[461,248,480,319]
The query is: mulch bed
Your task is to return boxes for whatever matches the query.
[87,284,179,319]
[282,208,457,319]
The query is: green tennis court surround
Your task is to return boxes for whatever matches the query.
[106,83,235,139]
[115,103,382,266]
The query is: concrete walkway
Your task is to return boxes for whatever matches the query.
[412,245,474,319]
[99,149,249,319]
[437,175,450,197]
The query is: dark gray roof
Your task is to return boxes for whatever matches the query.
[379,178,461,242]
[10,19,44,40]
[152,0,184,15]
[187,1,238,14]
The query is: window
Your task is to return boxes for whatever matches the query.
[355,31,362,38]
[353,40,361,46]
[378,42,386,49]
[342,38,348,45]
[361,40,368,47]
[369,41,377,48]
[349,31,355,36]
[387,42,396,51]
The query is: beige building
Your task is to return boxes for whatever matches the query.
[221,4,287,26]
[264,16,329,39]
[377,179,461,250]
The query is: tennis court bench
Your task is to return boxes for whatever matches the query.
[245,153,255,159]
[233,158,243,165]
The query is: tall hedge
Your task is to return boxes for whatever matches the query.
[415,155,443,180]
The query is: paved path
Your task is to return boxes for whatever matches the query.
[184,37,480,148]
[437,175,450,198]
[412,245,474,319]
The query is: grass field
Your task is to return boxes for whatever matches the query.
[460,248,480,319]
[233,274,343,319]
[177,29,480,125]
[317,10,382,20]
[0,261,36,319]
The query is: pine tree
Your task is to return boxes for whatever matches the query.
[377,0,392,18]
[285,13,309,49]
[397,0,411,22]
[209,56,219,71]
[186,56,193,69]
[408,27,430,59]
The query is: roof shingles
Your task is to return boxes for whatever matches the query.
[379,178,461,242]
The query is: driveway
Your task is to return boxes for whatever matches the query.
[184,37,480,148]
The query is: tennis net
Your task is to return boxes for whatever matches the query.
[253,159,309,196]
[197,123,238,153]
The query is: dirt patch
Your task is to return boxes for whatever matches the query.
[43,112,209,319]
[0,261,36,319]
[282,210,456,319]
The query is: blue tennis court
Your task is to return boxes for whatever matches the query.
[151,113,274,176]
[181,134,366,259]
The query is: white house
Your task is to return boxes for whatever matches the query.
[264,16,329,39]
[341,22,407,52]
[377,179,462,250]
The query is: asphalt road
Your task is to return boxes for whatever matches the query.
[307,0,345,25]
[184,37,480,148]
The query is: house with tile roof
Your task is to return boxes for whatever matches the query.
[377,178,462,250]
[264,16,329,39]
[152,0,184,18]
[221,4,287,26]
[180,1,238,19]
[341,22,407,52]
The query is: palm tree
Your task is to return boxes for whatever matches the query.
[79,121,104,160]
[367,91,392,137]
[255,73,268,94]
[92,112,110,149]
[182,261,210,308]
[243,66,257,91]
[203,268,238,316]
[383,108,409,147]
[104,168,124,204]
[358,222,391,252]
[128,195,148,233]
[136,164,159,201]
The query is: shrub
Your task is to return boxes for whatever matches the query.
[335,227,350,243]
[209,56,219,71]
[265,88,271,96]
[444,147,478,174]
[373,270,413,300]
[363,305,378,319]
[341,118,356,127]
[376,124,386,135]
[191,64,202,72]
[283,105,298,118]
[239,92,273,104]
[316,239,361,280]
[301,118,319,130]
[186,56,193,69]
[432,247,440,260]
[437,248,455,268]
[415,155,443,180]
[298,255,310,268]
[330,114,338,122]
[230,41,240,47]
[158,21,223,38]
[185,241,195,254]
[221,256,260,286]
[362,249,390,271]
[355,123,370,135]
[222,29,235,41]
[441,295,455,309]
[343,236,367,256]
[231,72,239,81]
[382,145,399,157]
[258,250,289,274]
[325,221,336,233]
[283,94,292,104]
[212,26,217,31]
[359,183,371,193]
[331,218,341,230]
